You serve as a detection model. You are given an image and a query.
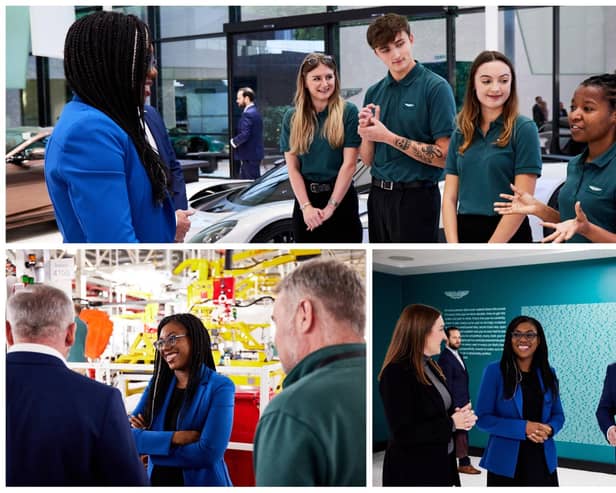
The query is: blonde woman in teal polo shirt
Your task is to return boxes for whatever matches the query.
[495,73,616,242]
[281,53,362,243]
[443,51,542,243]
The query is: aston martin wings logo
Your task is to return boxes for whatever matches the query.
[444,290,470,299]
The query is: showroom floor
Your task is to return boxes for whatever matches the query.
[372,450,615,487]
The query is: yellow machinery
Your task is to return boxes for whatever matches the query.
[115,250,321,391]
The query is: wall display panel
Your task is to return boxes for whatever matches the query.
[373,257,616,465]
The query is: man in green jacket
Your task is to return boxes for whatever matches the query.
[254,258,366,486]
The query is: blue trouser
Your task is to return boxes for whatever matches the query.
[239,160,261,179]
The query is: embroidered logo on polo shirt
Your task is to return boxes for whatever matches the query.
[403,103,415,108]
[589,185,603,192]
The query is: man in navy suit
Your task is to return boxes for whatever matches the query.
[144,56,193,241]
[596,362,616,467]
[438,326,481,475]
[6,284,148,486]
[231,87,264,179]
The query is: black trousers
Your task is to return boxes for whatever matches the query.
[239,160,261,179]
[292,185,362,243]
[368,184,440,243]
[457,214,533,243]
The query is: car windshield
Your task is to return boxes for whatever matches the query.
[229,165,292,206]
[6,129,40,153]
[227,161,372,207]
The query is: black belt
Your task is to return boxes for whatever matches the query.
[372,177,436,191]
[308,182,332,193]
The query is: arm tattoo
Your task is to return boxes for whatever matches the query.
[410,142,443,164]
[394,137,410,151]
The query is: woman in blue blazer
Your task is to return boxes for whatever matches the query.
[130,314,235,486]
[44,11,176,243]
[476,315,565,486]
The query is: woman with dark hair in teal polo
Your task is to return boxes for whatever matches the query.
[475,316,565,486]
[443,51,542,243]
[495,73,616,242]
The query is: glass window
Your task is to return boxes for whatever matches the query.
[231,27,325,156]
[112,6,147,21]
[454,11,485,109]
[49,58,69,124]
[159,36,228,163]
[22,56,39,126]
[160,6,228,37]
[499,7,552,124]
[240,6,325,21]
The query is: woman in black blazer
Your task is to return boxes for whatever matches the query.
[379,304,477,486]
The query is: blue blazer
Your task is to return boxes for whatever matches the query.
[144,105,188,210]
[233,105,264,161]
[6,351,148,486]
[596,363,616,445]
[475,361,565,478]
[131,365,235,486]
[438,348,470,409]
[45,95,176,242]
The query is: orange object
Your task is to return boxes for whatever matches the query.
[80,309,114,359]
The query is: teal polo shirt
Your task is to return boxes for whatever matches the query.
[445,115,542,216]
[280,101,361,182]
[558,141,616,242]
[362,62,456,183]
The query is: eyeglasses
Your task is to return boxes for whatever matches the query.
[147,53,157,71]
[303,54,335,68]
[511,331,538,341]
[153,334,187,351]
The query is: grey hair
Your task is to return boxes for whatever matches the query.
[6,285,75,340]
[275,258,365,336]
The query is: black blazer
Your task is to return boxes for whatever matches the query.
[379,358,460,486]
[438,347,470,409]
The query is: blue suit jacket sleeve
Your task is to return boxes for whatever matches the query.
[233,111,256,148]
[148,376,235,469]
[475,363,527,440]
[131,380,175,456]
[596,363,616,437]
[46,117,140,242]
[144,105,188,210]
[98,388,149,485]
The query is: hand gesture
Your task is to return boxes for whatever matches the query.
[607,425,616,446]
[302,205,324,232]
[526,420,552,443]
[171,430,201,446]
[494,184,539,216]
[175,209,195,242]
[541,201,588,243]
[452,402,478,431]
[321,202,336,222]
[357,105,390,143]
[358,103,377,128]
[129,413,147,429]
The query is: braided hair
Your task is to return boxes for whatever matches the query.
[143,313,217,427]
[579,73,616,112]
[63,11,169,204]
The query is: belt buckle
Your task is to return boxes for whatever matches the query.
[382,180,393,191]
[310,183,318,193]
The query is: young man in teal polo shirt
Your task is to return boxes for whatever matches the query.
[358,13,457,242]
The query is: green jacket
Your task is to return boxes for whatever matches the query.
[254,343,366,486]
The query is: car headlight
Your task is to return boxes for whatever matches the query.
[188,220,238,243]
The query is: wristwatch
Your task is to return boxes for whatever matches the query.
[328,198,339,208]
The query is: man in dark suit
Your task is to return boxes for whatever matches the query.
[144,59,193,242]
[6,284,148,486]
[438,326,481,475]
[231,87,264,179]
[596,362,616,467]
